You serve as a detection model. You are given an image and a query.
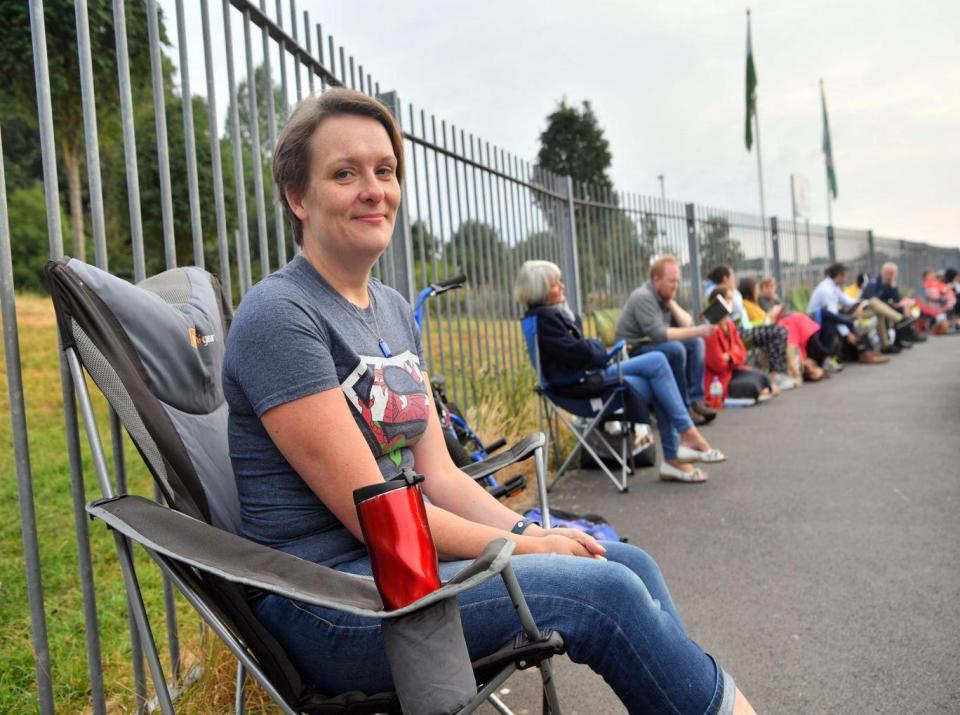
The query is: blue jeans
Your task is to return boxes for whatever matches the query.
[634,339,706,407]
[603,351,694,460]
[253,541,735,714]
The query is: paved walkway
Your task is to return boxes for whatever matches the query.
[482,337,959,714]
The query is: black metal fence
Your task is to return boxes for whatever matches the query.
[3,0,960,711]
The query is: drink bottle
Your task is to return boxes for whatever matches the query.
[354,470,441,610]
[708,375,724,410]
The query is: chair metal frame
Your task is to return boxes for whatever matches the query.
[523,317,636,493]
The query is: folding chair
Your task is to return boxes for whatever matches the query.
[520,313,648,494]
[45,257,563,715]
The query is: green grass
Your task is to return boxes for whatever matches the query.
[0,294,550,712]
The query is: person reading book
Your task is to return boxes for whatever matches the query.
[703,287,777,403]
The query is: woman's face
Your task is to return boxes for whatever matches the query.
[289,114,400,261]
[760,281,776,300]
[546,276,566,305]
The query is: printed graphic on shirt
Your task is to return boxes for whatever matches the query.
[341,350,429,466]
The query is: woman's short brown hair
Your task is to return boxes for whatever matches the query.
[272,88,405,246]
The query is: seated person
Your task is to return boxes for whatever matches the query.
[743,277,825,381]
[843,272,870,301]
[704,265,794,390]
[757,277,783,314]
[224,88,756,713]
[945,268,960,317]
[615,255,719,427]
[860,262,924,347]
[808,263,887,365]
[516,260,725,483]
[703,287,776,402]
[921,268,957,333]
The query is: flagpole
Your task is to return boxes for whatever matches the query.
[748,10,769,275]
[754,98,770,275]
[821,79,834,228]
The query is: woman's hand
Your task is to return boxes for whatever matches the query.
[770,304,784,321]
[542,527,607,558]
[522,530,607,559]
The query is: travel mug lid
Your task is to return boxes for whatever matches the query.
[353,469,425,506]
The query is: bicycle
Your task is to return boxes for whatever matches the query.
[414,274,525,500]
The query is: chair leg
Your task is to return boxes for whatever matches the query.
[550,408,630,494]
[533,446,552,529]
[114,535,176,715]
[234,662,246,715]
[156,559,300,715]
[486,692,514,714]
[539,659,562,714]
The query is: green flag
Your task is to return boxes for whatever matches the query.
[745,12,757,150]
[820,81,838,198]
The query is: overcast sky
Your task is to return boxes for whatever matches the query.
[162,0,959,247]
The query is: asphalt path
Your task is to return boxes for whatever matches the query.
[480,337,959,714]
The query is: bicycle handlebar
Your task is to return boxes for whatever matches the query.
[431,274,467,293]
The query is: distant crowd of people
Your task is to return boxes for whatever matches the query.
[516,254,958,484]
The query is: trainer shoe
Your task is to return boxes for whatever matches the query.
[823,357,844,373]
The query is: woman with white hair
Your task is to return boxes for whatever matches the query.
[516,259,726,483]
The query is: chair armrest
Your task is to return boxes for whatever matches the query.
[606,339,626,362]
[460,432,546,482]
[87,494,514,619]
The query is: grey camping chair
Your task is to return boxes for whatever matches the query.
[44,257,563,714]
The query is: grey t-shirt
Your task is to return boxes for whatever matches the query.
[615,282,674,344]
[223,255,429,566]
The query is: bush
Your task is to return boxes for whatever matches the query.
[5,182,64,292]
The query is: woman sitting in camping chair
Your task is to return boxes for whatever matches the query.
[224,88,755,715]
[515,259,727,483]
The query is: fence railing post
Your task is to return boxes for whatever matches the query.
[867,230,877,275]
[827,224,836,263]
[559,175,583,317]
[770,216,783,291]
[378,90,416,303]
[0,121,55,715]
[685,203,702,318]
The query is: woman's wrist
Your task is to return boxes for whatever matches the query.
[509,517,538,535]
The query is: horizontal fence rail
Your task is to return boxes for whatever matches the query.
[2,0,960,711]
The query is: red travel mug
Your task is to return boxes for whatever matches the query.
[353,470,441,610]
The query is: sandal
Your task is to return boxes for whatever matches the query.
[660,462,709,483]
[675,446,727,464]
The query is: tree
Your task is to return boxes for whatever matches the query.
[0,0,157,263]
[536,99,613,191]
[4,183,64,292]
[410,219,439,262]
[233,65,289,150]
[698,216,745,274]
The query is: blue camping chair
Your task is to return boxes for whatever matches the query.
[521,314,648,493]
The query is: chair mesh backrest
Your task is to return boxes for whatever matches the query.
[44,258,240,533]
